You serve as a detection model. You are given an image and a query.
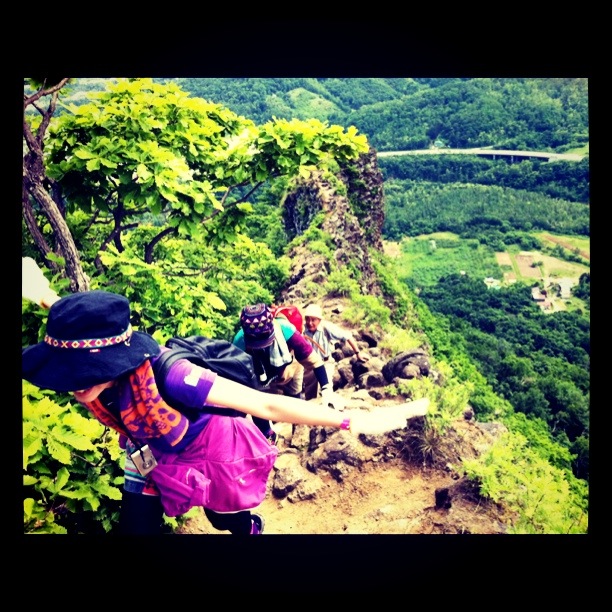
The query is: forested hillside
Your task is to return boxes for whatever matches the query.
[169,78,588,153]
[383,181,590,240]
[66,78,589,154]
[418,274,589,479]
[379,155,590,204]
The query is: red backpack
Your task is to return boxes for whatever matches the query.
[272,305,304,333]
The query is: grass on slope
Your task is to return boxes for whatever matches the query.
[391,232,590,293]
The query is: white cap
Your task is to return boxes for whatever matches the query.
[303,304,323,319]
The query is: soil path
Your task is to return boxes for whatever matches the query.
[541,233,590,261]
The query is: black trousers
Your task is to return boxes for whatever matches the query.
[204,508,253,534]
[119,490,254,535]
[119,491,164,535]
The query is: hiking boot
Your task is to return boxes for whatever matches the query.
[250,513,265,535]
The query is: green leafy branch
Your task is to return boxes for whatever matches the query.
[23,382,123,534]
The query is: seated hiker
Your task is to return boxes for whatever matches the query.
[302,303,369,401]
[22,258,429,536]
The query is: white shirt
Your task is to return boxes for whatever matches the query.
[303,321,353,359]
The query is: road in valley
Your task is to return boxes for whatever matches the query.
[377,148,585,162]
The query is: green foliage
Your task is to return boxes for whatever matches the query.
[41,78,367,269]
[95,230,290,342]
[378,327,423,355]
[241,185,290,257]
[396,234,502,289]
[308,239,336,259]
[22,301,50,348]
[325,269,361,298]
[23,382,123,534]
[390,181,590,240]
[285,87,342,121]
[380,155,589,204]
[407,373,470,426]
[418,273,590,454]
[294,221,333,246]
[342,293,391,328]
[569,434,589,481]
[398,374,472,464]
[383,180,589,241]
[47,79,253,236]
[505,411,574,472]
[22,261,71,348]
[342,78,588,154]
[462,430,588,534]
[370,253,415,325]
[172,77,421,126]
[572,272,590,308]
[411,296,515,421]
[57,77,589,166]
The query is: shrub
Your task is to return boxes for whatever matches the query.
[23,382,124,534]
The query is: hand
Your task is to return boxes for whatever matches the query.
[22,257,59,308]
[346,399,429,436]
[400,398,430,419]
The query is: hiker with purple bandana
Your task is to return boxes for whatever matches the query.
[22,258,429,535]
[234,303,331,397]
[233,303,337,439]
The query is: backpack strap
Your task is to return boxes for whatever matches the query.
[304,334,325,353]
[151,347,243,418]
[304,323,332,356]
[152,347,189,402]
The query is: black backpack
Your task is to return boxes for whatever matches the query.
[152,336,259,417]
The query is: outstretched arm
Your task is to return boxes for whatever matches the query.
[206,375,429,434]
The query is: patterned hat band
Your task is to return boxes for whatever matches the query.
[44,324,133,350]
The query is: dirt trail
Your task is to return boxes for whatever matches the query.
[177,418,511,536]
[541,233,589,261]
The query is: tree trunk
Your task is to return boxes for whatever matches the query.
[22,174,90,292]
[22,79,90,293]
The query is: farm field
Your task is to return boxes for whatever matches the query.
[534,232,590,262]
[497,250,589,283]
[385,232,589,312]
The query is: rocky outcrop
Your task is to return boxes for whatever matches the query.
[278,149,434,396]
[280,148,384,304]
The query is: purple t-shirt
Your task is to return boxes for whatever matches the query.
[152,350,219,451]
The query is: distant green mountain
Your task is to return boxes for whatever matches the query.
[54,77,589,155]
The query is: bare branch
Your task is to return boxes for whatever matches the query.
[144,226,177,264]
[23,78,71,108]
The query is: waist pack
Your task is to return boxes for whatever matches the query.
[149,414,278,516]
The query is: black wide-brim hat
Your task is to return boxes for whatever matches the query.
[22,290,160,393]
